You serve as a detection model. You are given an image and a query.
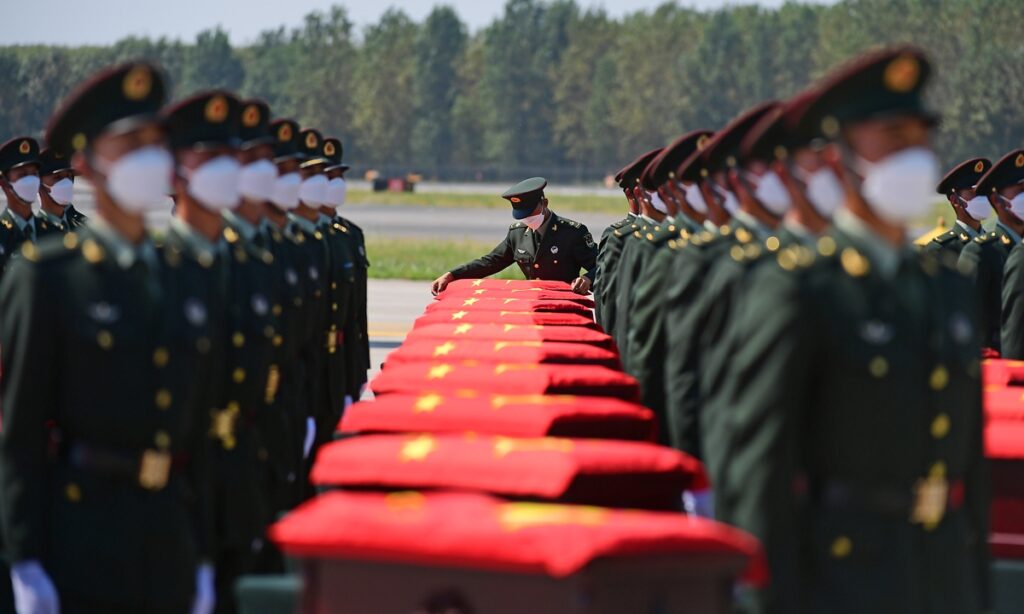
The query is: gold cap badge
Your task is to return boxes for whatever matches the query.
[884,54,920,93]
[974,160,985,173]
[204,95,228,123]
[323,141,336,156]
[122,65,153,101]
[1015,153,1024,169]
[18,140,30,155]
[242,105,260,128]
[305,132,318,149]
[510,197,521,203]
[277,123,292,142]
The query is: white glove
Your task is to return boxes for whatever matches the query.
[190,563,215,614]
[303,417,316,459]
[11,560,60,614]
[682,488,715,518]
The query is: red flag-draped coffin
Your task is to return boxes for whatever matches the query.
[385,339,621,369]
[426,296,594,315]
[983,359,1024,388]
[413,309,598,329]
[405,323,614,349]
[442,279,573,293]
[436,287,595,307]
[338,393,655,441]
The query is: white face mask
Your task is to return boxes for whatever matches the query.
[857,146,940,226]
[98,145,174,213]
[682,183,707,214]
[237,159,277,203]
[325,177,347,207]
[46,177,74,206]
[648,191,669,214]
[799,167,844,218]
[271,172,301,210]
[748,170,791,216]
[961,194,991,222]
[299,174,328,207]
[1004,193,1024,222]
[521,212,545,231]
[714,184,740,215]
[10,175,41,206]
[183,155,240,211]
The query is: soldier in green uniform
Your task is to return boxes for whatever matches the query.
[992,155,1024,359]
[37,148,88,232]
[617,132,711,437]
[723,48,988,614]
[661,103,778,460]
[0,138,62,274]
[320,137,370,403]
[592,164,641,330]
[0,61,216,614]
[958,150,1024,351]
[431,178,597,295]
[923,158,992,257]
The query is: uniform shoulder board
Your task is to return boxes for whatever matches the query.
[510,222,525,230]
[558,217,583,229]
[609,217,632,230]
[1,218,13,230]
[976,232,997,244]
[934,230,957,245]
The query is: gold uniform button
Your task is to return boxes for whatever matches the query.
[868,356,889,378]
[930,461,946,478]
[65,483,82,502]
[830,536,852,559]
[153,347,169,367]
[155,389,172,410]
[232,332,245,348]
[331,282,337,289]
[273,335,283,347]
[97,330,114,350]
[929,365,949,391]
[232,368,246,383]
[332,302,338,312]
[154,431,171,450]
[931,413,950,439]
[272,304,283,316]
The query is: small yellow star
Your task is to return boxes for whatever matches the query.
[428,364,453,379]
[400,435,437,462]
[462,298,479,306]
[473,289,487,295]
[432,342,456,357]
[414,393,444,413]
[450,311,468,320]
[471,279,484,287]
[454,324,473,335]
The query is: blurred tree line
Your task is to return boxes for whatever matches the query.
[1,0,1022,182]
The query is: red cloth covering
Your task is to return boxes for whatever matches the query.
[385,339,621,369]
[442,279,572,293]
[369,361,640,401]
[984,387,1024,422]
[269,490,767,585]
[405,323,614,349]
[982,359,1024,388]
[311,433,706,509]
[986,420,1024,460]
[338,393,655,441]
[426,296,594,315]
[436,287,595,308]
[990,459,1024,558]
[413,310,598,329]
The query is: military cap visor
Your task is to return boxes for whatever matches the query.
[796,47,938,141]
[641,131,714,190]
[936,158,991,194]
[0,137,41,174]
[321,137,346,171]
[297,128,326,166]
[741,89,820,163]
[976,150,1024,195]
[699,102,779,173]
[46,62,167,154]
[618,148,663,190]
[502,177,547,219]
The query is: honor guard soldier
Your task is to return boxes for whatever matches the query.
[0,62,216,614]
[38,147,88,232]
[431,178,598,296]
[959,149,1024,351]
[592,163,641,329]
[923,158,992,257]
[724,48,989,614]
[0,137,61,275]
[596,149,661,341]
[320,136,370,403]
[993,152,1024,359]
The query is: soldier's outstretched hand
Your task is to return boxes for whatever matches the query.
[431,272,454,296]
[571,276,592,295]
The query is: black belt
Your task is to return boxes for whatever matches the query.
[67,443,182,491]
[815,477,964,528]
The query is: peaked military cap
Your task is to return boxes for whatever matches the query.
[640,130,713,190]
[937,158,991,195]
[38,148,72,176]
[322,137,349,172]
[46,62,167,154]
[741,88,821,163]
[237,99,273,150]
[976,150,1024,195]
[502,177,547,219]
[617,149,662,190]
[298,128,326,167]
[700,102,779,174]
[796,46,937,141]
[162,90,240,150]
[270,119,301,161]
[0,137,40,174]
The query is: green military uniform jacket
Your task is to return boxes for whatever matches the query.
[316,215,359,408]
[610,216,666,368]
[1000,242,1024,358]
[449,211,597,285]
[335,215,370,397]
[722,222,988,614]
[0,226,214,611]
[921,222,978,258]
[0,209,61,277]
[593,213,636,330]
[958,223,1017,349]
[64,204,88,230]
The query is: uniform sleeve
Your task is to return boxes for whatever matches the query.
[0,258,58,562]
[1000,245,1024,358]
[574,225,598,282]
[722,263,816,614]
[449,233,514,280]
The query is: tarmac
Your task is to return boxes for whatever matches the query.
[364,279,434,398]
